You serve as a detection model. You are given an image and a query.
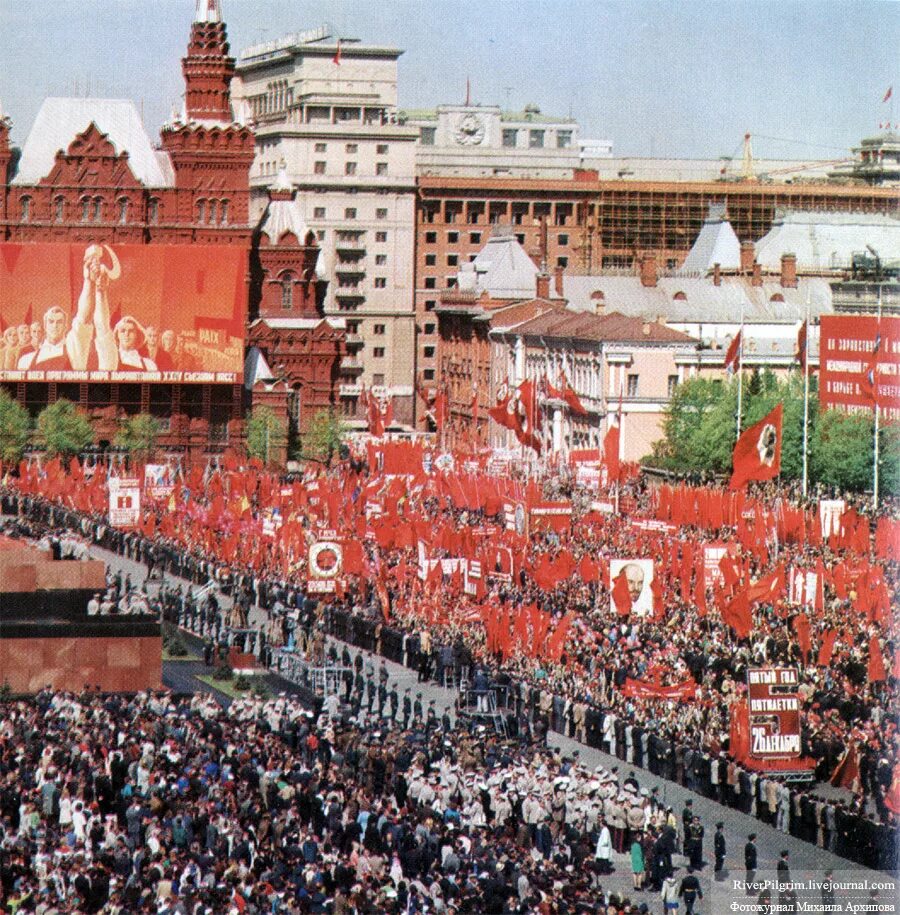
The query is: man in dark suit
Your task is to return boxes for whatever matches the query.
[714,821,726,879]
[744,833,758,894]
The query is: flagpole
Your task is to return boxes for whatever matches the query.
[873,287,882,512]
[801,295,811,498]
[736,305,744,439]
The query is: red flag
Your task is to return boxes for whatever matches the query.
[792,613,811,661]
[724,330,742,374]
[746,563,784,604]
[859,329,882,406]
[559,371,587,415]
[883,86,893,103]
[830,744,860,791]
[728,403,783,489]
[433,389,449,431]
[332,39,342,66]
[650,573,665,619]
[796,320,808,370]
[612,569,632,616]
[818,629,837,666]
[512,379,541,453]
[603,422,620,482]
[868,635,886,682]
[722,589,752,639]
[489,381,516,429]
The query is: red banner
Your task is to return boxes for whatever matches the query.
[819,315,900,420]
[0,242,246,383]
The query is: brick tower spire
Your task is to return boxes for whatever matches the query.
[182,0,234,122]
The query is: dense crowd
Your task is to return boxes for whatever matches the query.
[1,462,897,878]
[2,687,719,914]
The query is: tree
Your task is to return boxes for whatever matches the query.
[0,390,30,466]
[810,409,874,494]
[115,413,161,461]
[246,405,286,465]
[36,399,93,458]
[301,409,349,466]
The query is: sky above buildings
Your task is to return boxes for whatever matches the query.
[0,0,896,161]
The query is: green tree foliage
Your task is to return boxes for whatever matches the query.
[301,409,349,466]
[36,399,93,459]
[0,390,31,466]
[114,413,161,461]
[650,370,897,496]
[245,406,286,465]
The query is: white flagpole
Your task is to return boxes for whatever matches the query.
[873,287,882,511]
[802,295,811,497]
[736,305,744,439]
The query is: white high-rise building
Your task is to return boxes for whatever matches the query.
[232,28,418,423]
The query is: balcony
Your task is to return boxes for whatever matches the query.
[335,265,365,278]
[335,238,367,254]
[341,356,365,375]
[344,333,364,347]
[339,383,363,397]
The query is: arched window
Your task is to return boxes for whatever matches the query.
[219,199,229,226]
[196,199,206,224]
[148,198,159,225]
[207,199,217,225]
[81,197,91,223]
[54,196,65,223]
[281,272,295,309]
[20,196,31,222]
[673,291,687,301]
[92,197,102,222]
[118,198,129,225]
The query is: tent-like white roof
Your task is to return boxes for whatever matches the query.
[464,227,542,299]
[13,98,173,188]
[755,211,900,270]
[679,204,742,274]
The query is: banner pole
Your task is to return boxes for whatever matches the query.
[801,295,811,498]
[873,286,882,512]
[736,305,744,440]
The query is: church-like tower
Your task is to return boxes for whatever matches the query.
[182,0,235,123]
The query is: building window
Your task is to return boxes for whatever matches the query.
[376,208,388,219]
[447,231,459,243]
[373,373,385,386]
[469,232,481,244]
[529,130,544,148]
[374,324,386,335]
[668,375,679,397]
[375,254,387,265]
[374,277,387,288]
[314,142,327,152]
[424,300,436,310]
[423,345,435,358]
[376,143,389,154]
[196,199,206,224]
[148,199,159,225]
[20,196,31,222]
[53,196,65,223]
[220,200,229,225]
[314,206,326,219]
[375,231,388,242]
[210,200,220,225]
[557,130,573,148]
[420,127,436,145]
[316,230,325,241]
[117,198,128,225]
[425,231,437,244]
[81,198,91,223]
[344,208,357,219]
[373,347,385,358]
[515,233,525,245]
[502,128,518,148]
[345,143,358,154]
[345,161,357,175]
[314,161,326,174]
[627,374,639,397]
[425,254,436,266]
[281,274,294,309]
[446,277,457,288]
[558,233,569,245]
[376,162,388,175]
[424,323,435,335]
[447,254,458,266]
[92,198,102,222]
[556,256,568,268]
[424,369,435,381]
[424,278,436,289]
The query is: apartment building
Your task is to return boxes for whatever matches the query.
[232,29,419,424]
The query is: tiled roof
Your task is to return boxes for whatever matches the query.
[502,308,696,344]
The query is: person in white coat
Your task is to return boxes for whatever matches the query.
[661,873,680,912]
[595,819,613,875]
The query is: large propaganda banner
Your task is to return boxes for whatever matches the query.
[0,242,246,383]
[819,315,900,421]
[747,667,801,759]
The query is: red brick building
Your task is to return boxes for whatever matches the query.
[0,1,345,463]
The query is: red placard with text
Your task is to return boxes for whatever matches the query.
[747,667,801,759]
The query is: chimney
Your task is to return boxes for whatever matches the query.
[712,262,722,286]
[535,272,551,300]
[780,252,797,288]
[751,262,762,287]
[642,321,651,336]
[639,253,657,288]
[554,265,564,297]
[740,241,755,273]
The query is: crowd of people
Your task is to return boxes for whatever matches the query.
[1,456,897,885]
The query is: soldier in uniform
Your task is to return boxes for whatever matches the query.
[388,683,399,723]
[413,692,423,723]
[714,821,726,879]
[366,675,376,714]
[688,815,705,870]
[401,688,412,730]
[377,680,388,719]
